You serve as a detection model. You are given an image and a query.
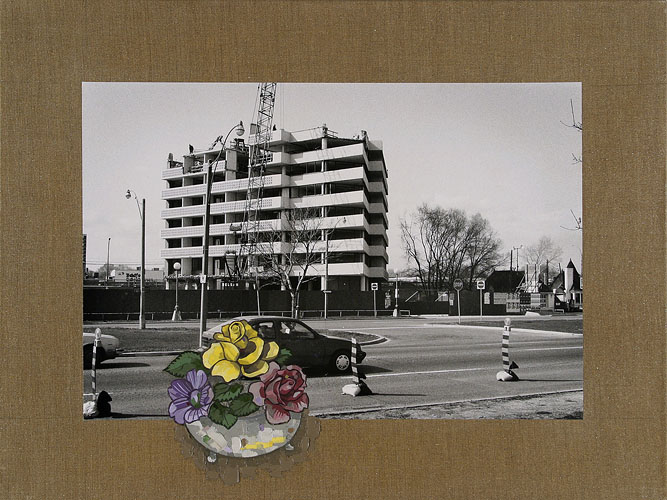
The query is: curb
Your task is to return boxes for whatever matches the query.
[325,332,389,346]
[310,389,584,417]
[119,350,186,357]
[359,335,388,346]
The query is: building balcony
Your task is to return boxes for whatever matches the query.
[367,180,387,194]
[269,143,367,167]
[368,159,387,176]
[289,166,366,189]
[161,219,281,239]
[307,262,388,279]
[367,223,387,235]
[291,191,365,210]
[162,167,186,179]
[160,241,285,259]
[161,196,283,219]
[162,173,284,200]
[368,202,386,214]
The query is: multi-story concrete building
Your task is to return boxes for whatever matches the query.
[161,125,388,291]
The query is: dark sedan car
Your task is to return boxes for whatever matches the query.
[203,316,365,374]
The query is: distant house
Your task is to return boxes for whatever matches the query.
[551,260,583,311]
[484,270,525,294]
[111,268,165,284]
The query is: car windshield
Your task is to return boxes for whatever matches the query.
[279,321,315,339]
[253,321,276,339]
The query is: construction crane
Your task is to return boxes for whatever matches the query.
[234,82,277,279]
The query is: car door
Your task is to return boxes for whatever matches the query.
[275,320,324,368]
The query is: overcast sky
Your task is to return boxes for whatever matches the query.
[82,82,582,274]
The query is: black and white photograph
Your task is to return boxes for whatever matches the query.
[82,82,583,421]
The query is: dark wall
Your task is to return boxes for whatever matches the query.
[83,288,458,318]
[451,290,507,316]
[83,288,533,318]
[84,288,378,316]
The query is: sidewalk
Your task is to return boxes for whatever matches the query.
[316,390,583,420]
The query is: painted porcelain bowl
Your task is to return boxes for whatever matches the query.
[186,412,301,458]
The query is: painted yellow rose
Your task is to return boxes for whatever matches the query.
[213,320,257,349]
[203,320,280,382]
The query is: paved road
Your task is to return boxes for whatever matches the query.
[84,318,582,418]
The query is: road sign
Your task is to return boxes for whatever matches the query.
[371,282,379,291]
[199,274,207,284]
[476,280,485,290]
[453,278,464,291]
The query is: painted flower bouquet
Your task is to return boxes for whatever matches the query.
[165,320,310,458]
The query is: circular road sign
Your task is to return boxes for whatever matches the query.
[371,282,379,291]
[453,279,464,291]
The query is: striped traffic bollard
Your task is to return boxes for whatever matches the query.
[91,327,101,395]
[351,337,362,384]
[342,337,372,396]
[496,318,519,381]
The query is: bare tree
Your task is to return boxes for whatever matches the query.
[561,98,582,164]
[560,209,582,231]
[400,204,502,295]
[524,236,562,281]
[255,207,324,317]
[462,214,503,288]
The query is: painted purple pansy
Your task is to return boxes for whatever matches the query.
[168,369,214,425]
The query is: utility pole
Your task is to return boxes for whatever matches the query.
[199,159,214,346]
[106,237,111,287]
[140,198,146,329]
[324,230,329,319]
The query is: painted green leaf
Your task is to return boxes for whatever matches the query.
[163,352,206,378]
[213,382,243,402]
[228,393,260,417]
[274,348,292,365]
[208,402,238,429]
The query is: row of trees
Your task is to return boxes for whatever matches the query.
[400,204,564,295]
[400,205,502,295]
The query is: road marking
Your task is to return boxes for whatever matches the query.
[310,389,584,417]
[347,357,582,380]
[364,367,488,378]
[516,346,583,351]
[341,325,581,336]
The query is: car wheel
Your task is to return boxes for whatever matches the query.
[331,352,351,373]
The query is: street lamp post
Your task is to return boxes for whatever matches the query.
[324,231,330,319]
[126,189,146,329]
[199,121,245,348]
[393,277,399,317]
[106,237,111,287]
[172,262,182,321]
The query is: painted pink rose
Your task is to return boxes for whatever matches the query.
[249,362,309,424]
